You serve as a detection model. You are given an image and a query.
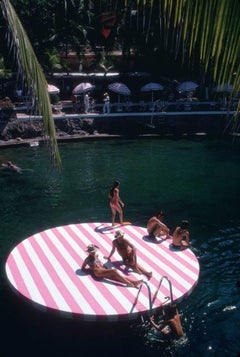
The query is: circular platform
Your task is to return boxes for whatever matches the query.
[5,222,199,321]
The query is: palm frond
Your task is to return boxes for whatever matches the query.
[1,0,61,168]
[163,0,240,89]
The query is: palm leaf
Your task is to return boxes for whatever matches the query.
[1,0,61,168]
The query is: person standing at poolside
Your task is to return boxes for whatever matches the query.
[109,180,124,226]
[81,244,143,288]
[84,93,90,113]
[104,230,152,279]
[171,220,190,250]
[147,211,170,239]
[103,92,110,114]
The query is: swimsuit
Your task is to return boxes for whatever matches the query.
[170,243,182,251]
[109,201,119,209]
[88,257,101,267]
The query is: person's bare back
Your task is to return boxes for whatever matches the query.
[172,220,190,249]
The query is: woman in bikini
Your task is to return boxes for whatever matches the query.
[81,244,143,288]
[108,180,124,226]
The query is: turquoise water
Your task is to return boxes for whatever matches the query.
[1,138,240,356]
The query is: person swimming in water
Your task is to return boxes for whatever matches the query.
[149,304,184,339]
[108,180,124,226]
[2,161,22,173]
[81,244,143,288]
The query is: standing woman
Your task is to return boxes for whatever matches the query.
[109,180,124,226]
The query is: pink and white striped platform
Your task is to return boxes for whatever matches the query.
[5,222,199,321]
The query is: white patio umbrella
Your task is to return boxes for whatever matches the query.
[177,81,199,101]
[72,82,95,94]
[47,84,60,94]
[108,82,131,95]
[108,82,131,106]
[141,82,164,102]
[177,81,199,93]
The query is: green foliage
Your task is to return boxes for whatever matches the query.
[1,0,61,167]
[0,56,12,78]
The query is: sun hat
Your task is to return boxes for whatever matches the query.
[86,244,99,253]
[115,230,124,239]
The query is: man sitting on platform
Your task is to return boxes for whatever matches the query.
[104,230,152,279]
[147,211,170,239]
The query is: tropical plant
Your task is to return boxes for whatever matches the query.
[0,56,12,79]
[159,0,240,131]
[120,0,240,130]
[1,0,61,167]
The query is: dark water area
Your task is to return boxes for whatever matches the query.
[0,137,240,357]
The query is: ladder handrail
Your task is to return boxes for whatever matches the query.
[152,275,173,305]
[130,277,173,316]
[130,281,153,315]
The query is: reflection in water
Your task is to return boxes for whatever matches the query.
[1,139,240,356]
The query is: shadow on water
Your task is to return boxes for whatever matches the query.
[1,138,240,356]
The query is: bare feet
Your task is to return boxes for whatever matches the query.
[126,282,135,288]
[133,279,143,288]
[133,267,142,275]
[146,272,152,280]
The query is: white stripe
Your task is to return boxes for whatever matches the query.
[34,232,96,314]
[44,228,102,314]
[24,236,71,311]
[58,225,145,316]
[124,226,198,287]
[5,264,18,291]
[11,247,45,305]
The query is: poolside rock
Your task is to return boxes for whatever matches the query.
[0,117,95,140]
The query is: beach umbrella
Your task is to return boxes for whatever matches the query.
[47,84,60,94]
[141,82,164,102]
[72,82,95,94]
[176,81,198,93]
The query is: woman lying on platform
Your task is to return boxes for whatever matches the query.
[81,244,143,288]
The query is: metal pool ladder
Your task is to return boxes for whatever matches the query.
[131,276,173,315]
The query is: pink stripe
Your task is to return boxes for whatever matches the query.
[68,223,197,303]
[6,252,31,299]
[126,225,199,279]
[32,231,88,313]
[113,225,198,299]
[89,223,179,299]
[47,227,109,315]
[126,225,198,270]
[68,224,147,313]
[88,223,172,306]
[156,242,199,283]
[52,225,144,316]
[5,222,200,321]
[17,240,58,309]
